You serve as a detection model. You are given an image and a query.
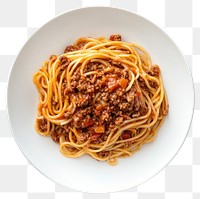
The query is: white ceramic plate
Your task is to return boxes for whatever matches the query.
[7,7,194,193]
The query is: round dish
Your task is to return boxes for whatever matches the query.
[7,7,194,193]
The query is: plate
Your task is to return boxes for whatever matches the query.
[7,7,194,193]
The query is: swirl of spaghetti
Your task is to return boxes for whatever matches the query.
[33,34,169,165]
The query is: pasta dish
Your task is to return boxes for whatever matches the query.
[33,34,169,165]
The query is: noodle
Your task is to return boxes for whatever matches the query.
[33,34,169,165]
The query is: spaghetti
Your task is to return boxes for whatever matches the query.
[33,34,169,165]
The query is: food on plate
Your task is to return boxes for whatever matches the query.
[33,34,169,165]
